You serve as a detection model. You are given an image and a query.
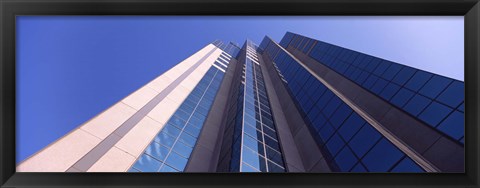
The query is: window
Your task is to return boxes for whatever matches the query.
[390,88,415,107]
[437,110,464,140]
[145,142,169,162]
[404,71,433,92]
[419,75,452,99]
[338,113,365,141]
[335,146,358,171]
[348,125,381,157]
[418,101,452,127]
[133,154,162,172]
[391,157,424,172]
[380,83,401,101]
[362,139,403,172]
[381,63,402,81]
[165,152,188,171]
[436,81,464,108]
[403,94,431,116]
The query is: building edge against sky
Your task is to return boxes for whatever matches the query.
[17,32,464,172]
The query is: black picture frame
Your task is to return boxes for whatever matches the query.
[1,0,478,187]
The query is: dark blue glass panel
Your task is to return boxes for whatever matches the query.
[418,102,452,127]
[338,113,365,141]
[351,163,368,172]
[365,59,381,72]
[319,122,335,142]
[349,125,381,157]
[323,97,342,118]
[362,139,403,172]
[373,61,391,76]
[419,75,452,99]
[325,134,345,156]
[391,157,424,172]
[370,78,388,94]
[268,161,285,172]
[436,81,464,108]
[392,66,416,86]
[380,83,401,100]
[363,75,379,89]
[390,88,415,107]
[266,146,284,166]
[329,104,353,129]
[437,111,464,140]
[335,146,358,171]
[403,94,431,116]
[356,71,370,84]
[405,71,433,92]
[316,90,334,108]
[458,102,464,112]
[382,63,402,81]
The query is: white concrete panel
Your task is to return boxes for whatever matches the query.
[155,44,216,82]
[145,44,217,93]
[80,102,137,139]
[147,98,181,125]
[17,129,101,172]
[122,86,159,110]
[115,116,162,159]
[87,146,136,172]
[147,76,174,93]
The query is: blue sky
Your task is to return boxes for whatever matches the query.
[16,16,463,163]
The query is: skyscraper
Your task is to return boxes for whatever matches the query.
[17,32,464,173]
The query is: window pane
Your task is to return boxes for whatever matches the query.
[436,81,464,108]
[390,88,415,107]
[349,125,381,157]
[145,142,169,162]
[172,141,193,158]
[437,111,464,140]
[405,71,433,92]
[165,152,188,171]
[418,101,452,127]
[362,139,403,172]
[335,146,358,171]
[154,131,176,148]
[133,154,161,172]
[418,75,452,99]
[391,157,424,172]
[403,94,431,116]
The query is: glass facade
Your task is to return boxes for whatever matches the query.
[281,32,464,144]
[261,37,425,172]
[217,41,286,172]
[129,53,230,172]
[213,40,241,58]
